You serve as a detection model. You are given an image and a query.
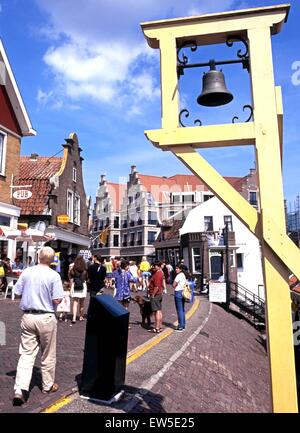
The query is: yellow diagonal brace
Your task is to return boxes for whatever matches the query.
[172,145,300,280]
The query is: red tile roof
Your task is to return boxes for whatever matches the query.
[162,218,185,241]
[138,173,246,203]
[13,156,63,215]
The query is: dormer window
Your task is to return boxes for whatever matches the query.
[73,167,77,182]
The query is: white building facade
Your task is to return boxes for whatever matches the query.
[180,196,265,299]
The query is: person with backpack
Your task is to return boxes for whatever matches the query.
[69,256,88,324]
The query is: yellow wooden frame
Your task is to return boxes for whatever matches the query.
[141,4,298,413]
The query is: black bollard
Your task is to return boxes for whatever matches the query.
[80,294,129,401]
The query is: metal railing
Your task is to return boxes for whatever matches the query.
[229,281,265,325]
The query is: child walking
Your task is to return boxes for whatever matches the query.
[57,281,71,322]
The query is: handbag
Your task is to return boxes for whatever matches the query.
[182,283,191,301]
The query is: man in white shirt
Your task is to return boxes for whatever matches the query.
[12,247,64,406]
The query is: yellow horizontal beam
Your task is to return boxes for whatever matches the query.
[141,4,289,48]
[145,122,255,149]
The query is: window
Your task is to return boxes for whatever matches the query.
[67,190,74,222]
[148,211,157,225]
[237,253,244,270]
[0,215,10,226]
[113,234,119,247]
[0,132,6,175]
[114,216,119,229]
[168,211,175,218]
[148,231,157,245]
[130,232,135,246]
[192,247,201,273]
[249,191,258,206]
[74,194,80,225]
[204,216,213,231]
[123,234,128,247]
[128,196,133,205]
[203,194,213,202]
[93,219,98,231]
[224,215,233,232]
[182,194,194,203]
[72,167,77,182]
[147,193,155,205]
[137,231,142,245]
[172,194,180,203]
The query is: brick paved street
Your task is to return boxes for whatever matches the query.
[130,301,271,413]
[56,296,272,414]
[0,286,191,413]
[0,287,272,413]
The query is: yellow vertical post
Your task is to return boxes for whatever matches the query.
[159,36,179,129]
[248,27,298,412]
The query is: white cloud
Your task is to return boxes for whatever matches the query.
[35,0,243,111]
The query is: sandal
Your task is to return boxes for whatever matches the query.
[153,328,161,333]
[79,317,85,321]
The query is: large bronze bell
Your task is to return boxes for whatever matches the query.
[197,62,233,107]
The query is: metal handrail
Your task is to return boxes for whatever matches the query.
[229,281,265,324]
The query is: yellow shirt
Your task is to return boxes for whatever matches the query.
[105,262,113,273]
[139,261,150,272]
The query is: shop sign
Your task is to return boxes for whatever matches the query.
[13,190,32,200]
[57,214,70,224]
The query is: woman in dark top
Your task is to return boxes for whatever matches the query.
[69,256,87,324]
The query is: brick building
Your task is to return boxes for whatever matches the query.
[13,133,90,279]
[0,40,36,260]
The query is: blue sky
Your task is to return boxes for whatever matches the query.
[0,0,299,207]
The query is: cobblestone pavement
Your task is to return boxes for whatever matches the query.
[57,297,271,414]
[0,286,191,413]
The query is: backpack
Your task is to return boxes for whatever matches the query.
[0,265,4,278]
[73,270,84,291]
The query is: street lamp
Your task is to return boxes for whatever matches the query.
[224,222,230,311]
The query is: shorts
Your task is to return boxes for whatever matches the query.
[106,273,113,278]
[142,272,151,278]
[150,294,163,312]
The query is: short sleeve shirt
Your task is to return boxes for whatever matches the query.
[174,272,187,291]
[14,264,64,312]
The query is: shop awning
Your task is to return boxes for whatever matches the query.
[0,225,55,242]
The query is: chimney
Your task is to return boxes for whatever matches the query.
[131,165,137,173]
[30,153,39,161]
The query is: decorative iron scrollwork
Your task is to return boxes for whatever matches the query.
[232,105,253,123]
[177,40,197,77]
[179,109,202,127]
[226,35,250,71]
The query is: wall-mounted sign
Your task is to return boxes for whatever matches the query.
[57,214,70,224]
[13,190,32,200]
[209,282,227,303]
